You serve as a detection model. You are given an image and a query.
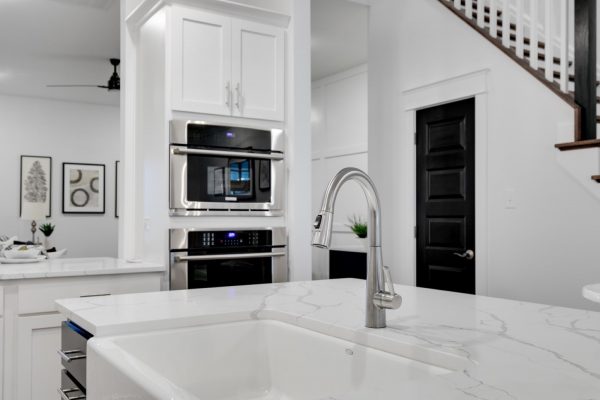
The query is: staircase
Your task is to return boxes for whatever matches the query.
[438,0,600,183]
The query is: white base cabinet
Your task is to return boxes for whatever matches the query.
[1,272,162,400]
[171,5,285,121]
[16,314,63,400]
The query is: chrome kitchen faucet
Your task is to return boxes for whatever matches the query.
[312,167,401,328]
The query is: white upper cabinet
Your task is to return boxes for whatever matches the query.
[171,7,285,121]
[232,19,284,121]
[172,8,232,115]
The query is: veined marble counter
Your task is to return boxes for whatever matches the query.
[56,279,600,399]
[0,257,165,280]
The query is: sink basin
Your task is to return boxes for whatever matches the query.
[88,320,452,400]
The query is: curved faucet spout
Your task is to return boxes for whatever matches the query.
[311,168,401,328]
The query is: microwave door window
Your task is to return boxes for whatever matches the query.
[185,154,271,204]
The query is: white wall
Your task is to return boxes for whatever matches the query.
[369,0,600,310]
[311,65,368,279]
[0,94,120,257]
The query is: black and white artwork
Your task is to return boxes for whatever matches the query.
[62,163,105,214]
[20,156,52,218]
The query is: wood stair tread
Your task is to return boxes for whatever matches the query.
[555,139,600,151]
[592,175,600,182]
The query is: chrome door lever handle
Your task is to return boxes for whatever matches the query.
[453,250,474,260]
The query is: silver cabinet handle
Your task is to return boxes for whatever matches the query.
[453,250,474,260]
[58,349,86,363]
[234,82,241,111]
[58,388,86,400]
[175,252,286,262]
[172,147,284,161]
[225,81,231,108]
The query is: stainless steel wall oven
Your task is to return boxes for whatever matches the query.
[169,227,287,290]
[169,120,284,216]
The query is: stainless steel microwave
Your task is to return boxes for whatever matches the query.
[169,120,284,216]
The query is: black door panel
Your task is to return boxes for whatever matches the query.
[416,98,475,294]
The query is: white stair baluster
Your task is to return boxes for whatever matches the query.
[454,0,461,9]
[559,0,569,92]
[477,0,485,27]
[530,0,539,70]
[502,0,510,48]
[490,0,498,38]
[545,0,554,82]
[516,0,524,58]
[466,0,473,19]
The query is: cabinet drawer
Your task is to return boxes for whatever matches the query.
[60,321,91,389]
[59,369,86,400]
[18,273,161,314]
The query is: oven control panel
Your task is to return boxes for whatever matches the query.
[189,230,271,248]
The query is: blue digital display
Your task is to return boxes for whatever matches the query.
[226,132,235,138]
[227,232,237,238]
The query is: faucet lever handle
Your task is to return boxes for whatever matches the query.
[382,266,396,296]
[373,266,402,310]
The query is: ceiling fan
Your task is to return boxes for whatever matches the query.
[46,58,120,91]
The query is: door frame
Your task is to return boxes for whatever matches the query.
[401,69,489,295]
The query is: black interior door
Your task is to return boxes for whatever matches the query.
[416,98,475,294]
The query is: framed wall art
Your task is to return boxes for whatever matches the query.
[20,155,52,218]
[62,163,105,214]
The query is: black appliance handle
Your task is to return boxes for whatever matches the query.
[172,147,284,161]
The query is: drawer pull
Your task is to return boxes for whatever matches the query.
[58,349,86,363]
[58,388,86,400]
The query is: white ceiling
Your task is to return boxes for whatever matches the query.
[0,0,120,106]
[311,0,369,81]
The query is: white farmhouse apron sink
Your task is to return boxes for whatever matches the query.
[88,320,452,400]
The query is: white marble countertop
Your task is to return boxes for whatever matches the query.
[56,279,600,399]
[0,257,165,280]
[583,284,600,304]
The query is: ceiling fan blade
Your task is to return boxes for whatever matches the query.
[46,84,103,88]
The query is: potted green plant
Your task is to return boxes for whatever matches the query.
[38,223,55,250]
[348,215,367,236]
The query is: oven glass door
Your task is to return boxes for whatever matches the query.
[187,249,273,289]
[187,154,271,203]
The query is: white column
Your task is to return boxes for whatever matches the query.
[287,0,313,281]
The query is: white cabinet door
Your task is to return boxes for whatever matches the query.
[172,7,232,115]
[232,19,284,121]
[16,314,63,400]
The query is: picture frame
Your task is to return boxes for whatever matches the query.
[115,160,120,218]
[20,155,52,218]
[62,163,105,214]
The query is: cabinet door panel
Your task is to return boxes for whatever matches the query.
[233,20,284,121]
[17,314,63,400]
[172,7,232,115]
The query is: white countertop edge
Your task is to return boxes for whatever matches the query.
[0,257,165,280]
[583,284,600,304]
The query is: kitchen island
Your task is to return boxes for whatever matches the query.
[56,278,600,399]
[0,257,165,400]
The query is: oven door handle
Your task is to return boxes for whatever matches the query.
[172,147,284,161]
[175,252,286,262]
